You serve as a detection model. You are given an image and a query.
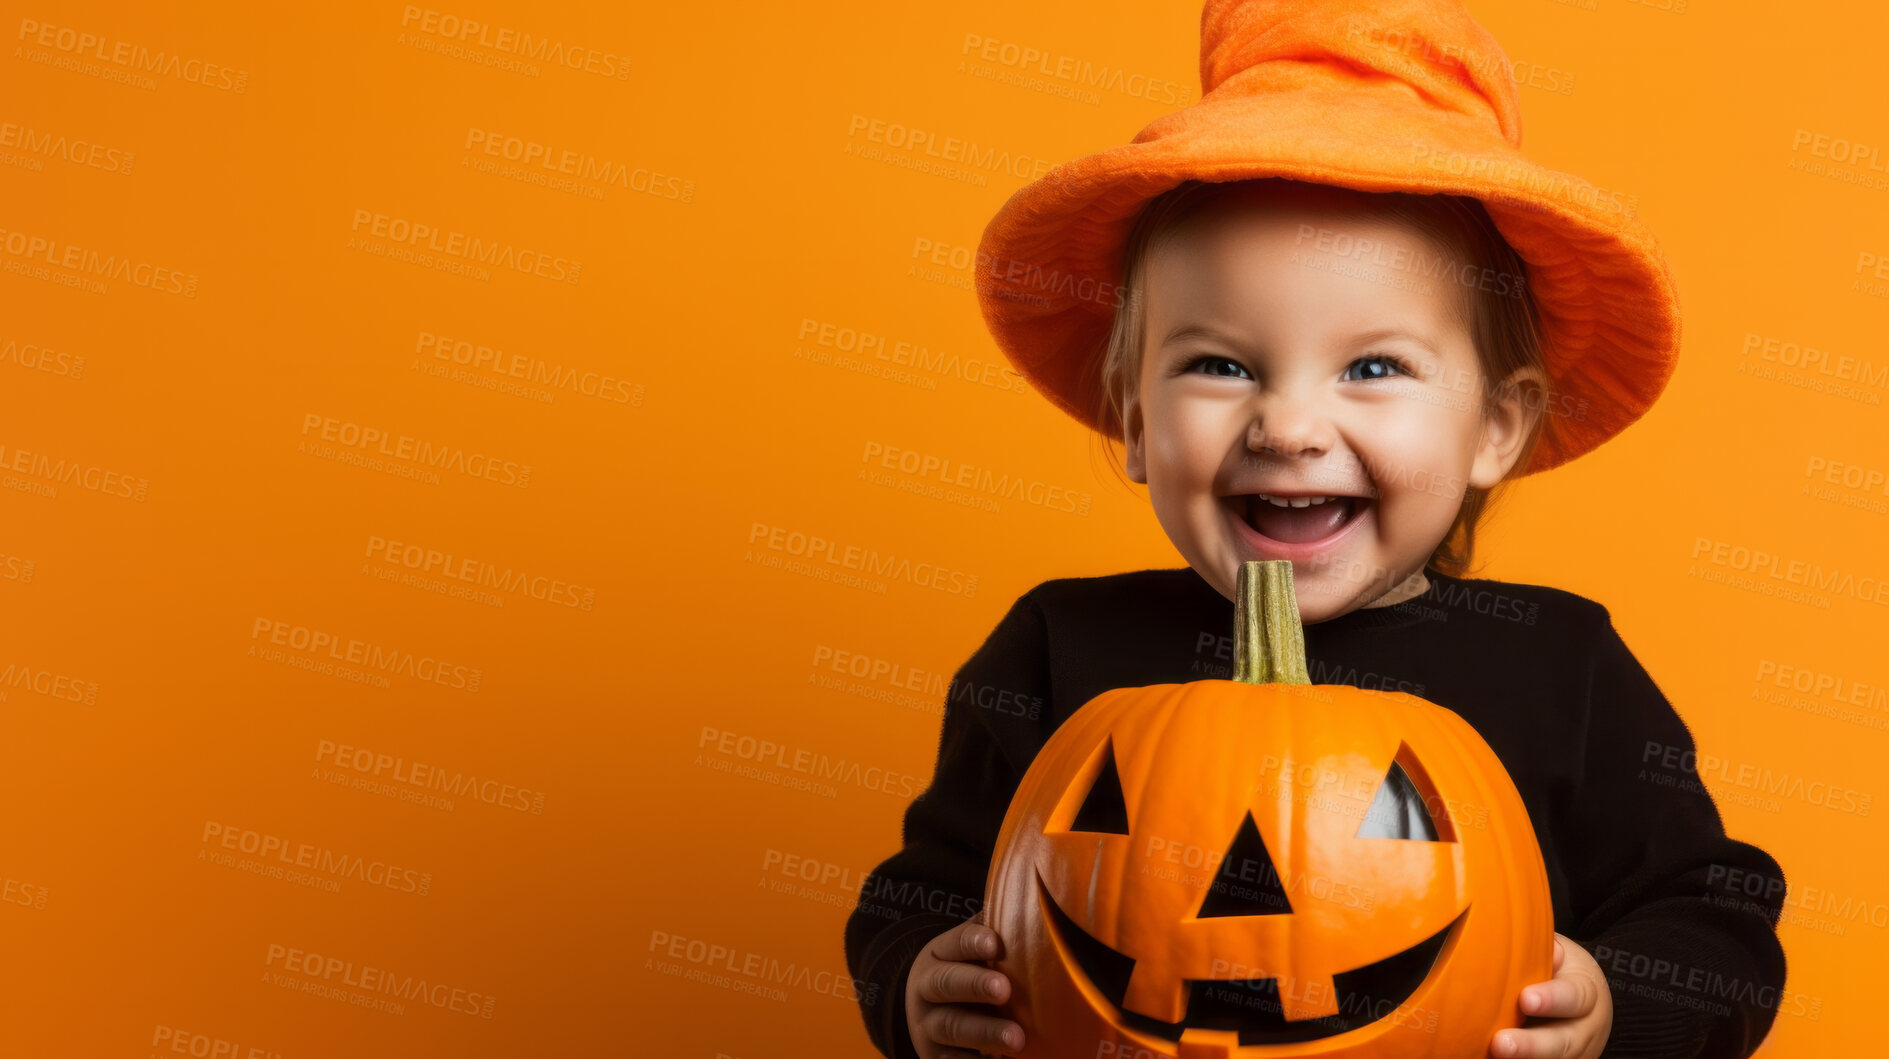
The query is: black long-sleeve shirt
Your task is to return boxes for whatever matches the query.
[844,565,1788,1058]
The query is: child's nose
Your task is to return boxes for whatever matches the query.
[1245,398,1335,459]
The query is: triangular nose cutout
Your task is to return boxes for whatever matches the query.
[1356,761,1442,841]
[1069,738,1130,834]
[1196,811,1293,917]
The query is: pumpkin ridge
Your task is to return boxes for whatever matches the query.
[1122,682,1199,1014]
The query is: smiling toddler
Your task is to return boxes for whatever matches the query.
[844,2,1787,1058]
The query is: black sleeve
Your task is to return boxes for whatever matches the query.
[1559,607,1790,1058]
[844,589,1054,1059]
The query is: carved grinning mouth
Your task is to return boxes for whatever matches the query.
[1036,874,1464,1045]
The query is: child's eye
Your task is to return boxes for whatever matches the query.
[1180,354,1253,380]
[1341,354,1414,382]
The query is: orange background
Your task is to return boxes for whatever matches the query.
[2,1,1884,1055]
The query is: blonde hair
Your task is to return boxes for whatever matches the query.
[1092,178,1549,577]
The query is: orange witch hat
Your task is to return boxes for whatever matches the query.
[974,0,1680,474]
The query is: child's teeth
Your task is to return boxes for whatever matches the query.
[1256,494,1333,508]
[1289,497,1311,508]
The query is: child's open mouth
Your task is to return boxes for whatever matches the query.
[1225,492,1372,549]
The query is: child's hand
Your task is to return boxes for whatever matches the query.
[905,918,1025,1058]
[1490,934,1613,1059]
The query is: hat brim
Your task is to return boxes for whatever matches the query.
[975,86,1680,475]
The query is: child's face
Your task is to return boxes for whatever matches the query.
[1123,195,1538,622]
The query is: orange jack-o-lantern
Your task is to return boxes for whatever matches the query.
[984,560,1552,1057]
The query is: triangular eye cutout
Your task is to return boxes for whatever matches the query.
[1196,811,1293,917]
[1356,757,1447,841]
[1069,738,1130,834]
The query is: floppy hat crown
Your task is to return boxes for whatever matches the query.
[974,0,1680,474]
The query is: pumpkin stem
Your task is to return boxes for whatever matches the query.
[1233,560,1310,686]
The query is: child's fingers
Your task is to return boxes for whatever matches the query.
[932,923,1004,963]
[920,1005,1024,1055]
[1490,1025,1580,1059]
[915,962,1011,1005]
[1519,974,1599,1019]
